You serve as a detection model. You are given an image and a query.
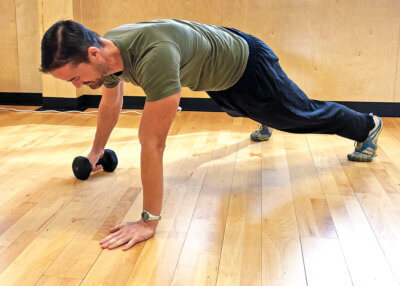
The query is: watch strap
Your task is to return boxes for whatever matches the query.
[141,210,161,221]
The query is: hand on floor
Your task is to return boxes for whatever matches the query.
[99,220,156,251]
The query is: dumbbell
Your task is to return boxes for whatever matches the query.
[72,149,118,180]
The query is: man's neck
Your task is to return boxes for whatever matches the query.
[101,38,124,75]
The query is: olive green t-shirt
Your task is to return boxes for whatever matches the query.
[102,19,249,101]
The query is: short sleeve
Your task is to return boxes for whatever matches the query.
[103,74,120,88]
[135,42,181,101]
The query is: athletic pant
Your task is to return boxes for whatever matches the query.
[206,27,374,142]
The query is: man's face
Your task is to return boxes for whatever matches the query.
[50,60,108,90]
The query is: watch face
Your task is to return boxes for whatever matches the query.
[142,211,150,221]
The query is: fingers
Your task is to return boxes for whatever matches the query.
[100,231,121,246]
[99,223,126,246]
[122,230,155,251]
[102,234,140,251]
[100,233,123,249]
[122,238,138,251]
[86,151,105,172]
[92,165,103,172]
[107,236,132,250]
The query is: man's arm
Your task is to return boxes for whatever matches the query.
[87,82,124,170]
[138,91,181,228]
[99,91,181,251]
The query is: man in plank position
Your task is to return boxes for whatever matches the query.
[40,19,382,251]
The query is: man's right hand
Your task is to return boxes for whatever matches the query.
[87,150,104,172]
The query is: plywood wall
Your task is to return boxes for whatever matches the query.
[1,0,400,102]
[0,0,41,93]
[396,38,400,103]
[0,0,21,92]
[220,0,400,103]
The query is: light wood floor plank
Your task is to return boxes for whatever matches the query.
[78,190,145,286]
[326,194,398,286]
[44,176,142,279]
[216,118,262,286]
[35,275,81,286]
[260,134,307,286]
[170,117,238,286]
[307,134,398,285]
[378,118,400,172]
[175,112,223,187]
[123,185,202,286]
[0,178,79,274]
[330,120,400,283]
[0,173,130,284]
[284,134,353,286]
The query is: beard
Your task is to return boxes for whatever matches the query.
[87,79,104,89]
[86,62,109,89]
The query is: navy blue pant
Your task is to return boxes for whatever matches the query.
[206,28,374,142]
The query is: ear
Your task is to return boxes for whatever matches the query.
[87,47,100,60]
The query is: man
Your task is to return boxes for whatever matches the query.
[40,19,382,251]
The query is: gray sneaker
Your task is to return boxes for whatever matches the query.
[347,115,383,162]
[250,124,273,142]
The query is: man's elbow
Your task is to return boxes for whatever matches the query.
[99,98,121,113]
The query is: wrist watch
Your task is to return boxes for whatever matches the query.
[141,210,161,222]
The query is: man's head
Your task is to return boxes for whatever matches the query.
[40,20,109,89]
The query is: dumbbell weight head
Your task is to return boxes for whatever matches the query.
[72,156,92,180]
[72,149,118,180]
[99,149,118,172]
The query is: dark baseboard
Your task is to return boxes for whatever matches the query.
[39,96,87,111]
[61,95,223,111]
[0,92,42,106]
[0,92,399,116]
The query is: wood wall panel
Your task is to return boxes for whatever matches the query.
[222,0,400,102]
[38,0,78,98]
[15,0,41,92]
[1,0,400,103]
[396,28,400,102]
[0,0,20,92]
[73,0,82,22]
[81,0,221,36]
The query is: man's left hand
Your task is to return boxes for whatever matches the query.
[99,220,156,251]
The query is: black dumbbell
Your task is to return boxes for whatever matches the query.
[72,149,118,180]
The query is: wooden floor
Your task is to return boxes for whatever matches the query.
[1,106,400,286]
